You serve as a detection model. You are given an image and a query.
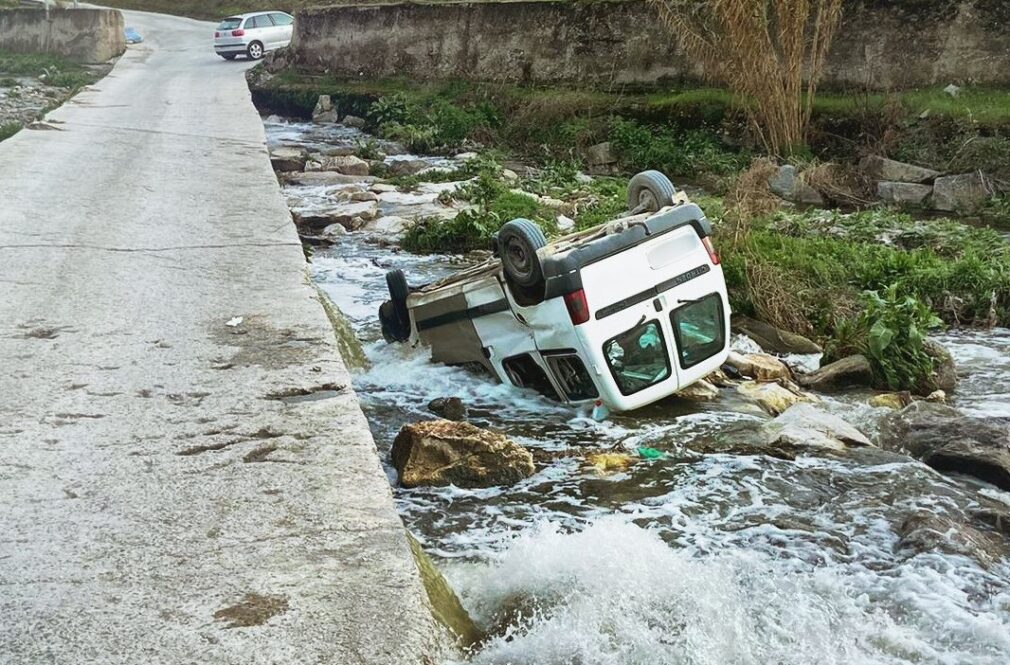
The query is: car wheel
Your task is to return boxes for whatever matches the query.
[379,301,409,343]
[498,218,547,289]
[385,269,411,329]
[246,41,264,60]
[627,170,677,214]
[219,53,237,60]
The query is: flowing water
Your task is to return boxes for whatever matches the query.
[266,117,1010,665]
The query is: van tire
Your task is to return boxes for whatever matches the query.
[385,269,411,330]
[498,219,547,289]
[628,171,677,214]
[379,301,409,343]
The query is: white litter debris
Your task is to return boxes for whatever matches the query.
[943,84,961,98]
[226,317,244,327]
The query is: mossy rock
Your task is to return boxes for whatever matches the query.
[406,533,483,650]
[315,286,369,372]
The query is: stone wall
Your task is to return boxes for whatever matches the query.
[0,8,125,64]
[290,0,1010,90]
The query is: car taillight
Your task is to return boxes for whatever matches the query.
[564,289,590,326]
[214,31,219,37]
[702,236,720,265]
[231,29,245,37]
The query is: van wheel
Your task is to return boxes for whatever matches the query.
[379,301,409,343]
[498,219,547,289]
[386,269,411,330]
[247,41,264,60]
[628,171,677,214]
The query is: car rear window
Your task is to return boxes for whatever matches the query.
[217,18,241,30]
[671,293,725,369]
[603,320,671,396]
[544,353,598,401]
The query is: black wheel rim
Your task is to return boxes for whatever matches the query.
[505,238,532,280]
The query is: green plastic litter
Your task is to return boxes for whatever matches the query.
[637,447,664,459]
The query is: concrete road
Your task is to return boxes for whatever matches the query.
[0,9,434,664]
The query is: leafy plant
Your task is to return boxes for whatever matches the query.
[609,118,745,176]
[847,285,943,391]
[368,93,413,127]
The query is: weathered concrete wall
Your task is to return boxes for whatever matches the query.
[0,8,126,64]
[291,0,1010,90]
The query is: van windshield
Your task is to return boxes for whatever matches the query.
[217,18,242,30]
[603,321,670,395]
[671,293,725,368]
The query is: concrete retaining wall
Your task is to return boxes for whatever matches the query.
[291,0,1010,90]
[0,8,125,64]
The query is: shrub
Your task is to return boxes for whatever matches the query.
[0,121,20,142]
[609,118,745,176]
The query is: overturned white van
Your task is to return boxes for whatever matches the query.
[379,171,731,413]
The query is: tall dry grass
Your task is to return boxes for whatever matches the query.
[650,0,843,157]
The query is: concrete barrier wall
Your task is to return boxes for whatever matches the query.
[291,0,1010,90]
[0,8,126,64]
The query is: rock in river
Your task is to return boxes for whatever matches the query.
[796,355,874,392]
[269,146,307,172]
[731,315,821,355]
[726,351,793,382]
[764,403,872,452]
[306,154,371,176]
[428,397,467,421]
[880,401,1010,490]
[736,379,815,416]
[391,420,535,488]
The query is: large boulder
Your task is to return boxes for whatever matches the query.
[312,95,339,123]
[584,142,618,175]
[269,146,308,173]
[879,401,1010,490]
[736,380,815,416]
[726,352,793,382]
[764,403,872,452]
[363,215,410,236]
[768,165,824,205]
[859,155,939,184]
[306,155,371,176]
[391,421,535,488]
[876,181,933,207]
[292,201,379,230]
[731,315,821,355]
[387,158,430,177]
[932,172,993,213]
[796,355,874,392]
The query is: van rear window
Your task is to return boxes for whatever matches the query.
[218,18,242,30]
[671,293,725,369]
[603,321,670,396]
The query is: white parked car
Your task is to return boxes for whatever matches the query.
[379,171,731,415]
[214,11,294,61]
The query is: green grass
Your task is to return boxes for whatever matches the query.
[0,51,96,89]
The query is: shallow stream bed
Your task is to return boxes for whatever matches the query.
[267,117,1010,665]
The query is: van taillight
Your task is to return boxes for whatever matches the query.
[564,289,590,325]
[702,236,720,265]
[231,29,245,36]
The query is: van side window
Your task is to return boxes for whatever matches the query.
[543,352,598,401]
[502,354,559,401]
[670,293,725,369]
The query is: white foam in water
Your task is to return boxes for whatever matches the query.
[447,518,1010,665]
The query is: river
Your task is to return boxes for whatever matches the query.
[267,116,1010,665]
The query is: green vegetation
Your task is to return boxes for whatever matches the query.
[827,286,943,392]
[0,122,20,141]
[401,156,557,253]
[0,51,96,90]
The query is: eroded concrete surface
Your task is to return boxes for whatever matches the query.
[0,10,434,664]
